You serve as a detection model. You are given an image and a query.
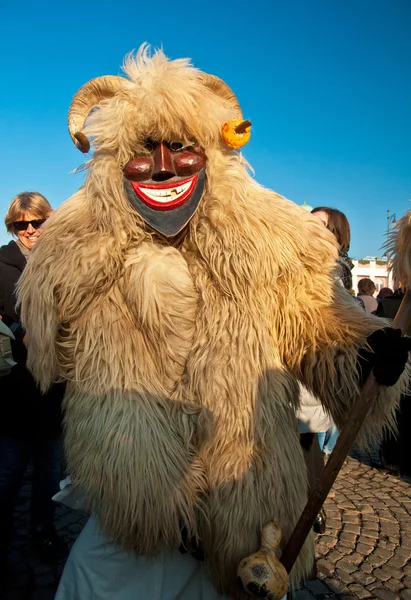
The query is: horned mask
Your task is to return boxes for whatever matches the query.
[67,51,252,237]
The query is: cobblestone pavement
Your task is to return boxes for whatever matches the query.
[2,447,410,600]
[293,446,411,600]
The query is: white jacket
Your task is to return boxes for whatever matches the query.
[296,384,334,433]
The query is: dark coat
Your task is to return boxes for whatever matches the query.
[0,240,64,438]
[376,289,411,335]
[376,289,411,477]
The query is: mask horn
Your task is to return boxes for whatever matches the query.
[199,73,243,117]
[199,73,251,150]
[68,76,126,152]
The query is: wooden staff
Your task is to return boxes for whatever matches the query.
[280,287,411,573]
[238,213,411,598]
[238,288,411,599]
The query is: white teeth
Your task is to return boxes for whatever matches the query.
[140,181,191,203]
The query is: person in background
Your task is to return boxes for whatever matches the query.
[296,387,332,536]
[349,289,365,310]
[309,206,356,456]
[377,287,393,300]
[317,425,340,458]
[357,278,378,314]
[0,192,67,583]
[296,206,354,537]
[311,206,353,290]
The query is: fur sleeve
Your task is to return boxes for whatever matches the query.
[293,282,410,442]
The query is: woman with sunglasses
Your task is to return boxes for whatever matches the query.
[0,192,66,586]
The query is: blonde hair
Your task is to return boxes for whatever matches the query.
[5,192,53,235]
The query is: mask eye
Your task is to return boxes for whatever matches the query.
[169,141,184,152]
[144,138,155,152]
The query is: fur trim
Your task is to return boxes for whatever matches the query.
[386,210,411,287]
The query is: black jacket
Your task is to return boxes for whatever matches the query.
[0,241,25,324]
[376,289,411,336]
[0,241,64,438]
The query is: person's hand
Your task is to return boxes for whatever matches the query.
[359,328,411,387]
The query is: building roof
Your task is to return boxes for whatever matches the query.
[300,200,313,212]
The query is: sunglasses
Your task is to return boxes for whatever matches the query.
[14,219,46,232]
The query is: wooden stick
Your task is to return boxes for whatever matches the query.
[280,288,411,573]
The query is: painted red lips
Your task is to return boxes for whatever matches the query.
[130,175,198,211]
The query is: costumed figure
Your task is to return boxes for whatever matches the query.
[18,46,410,600]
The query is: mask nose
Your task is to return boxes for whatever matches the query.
[152,143,176,182]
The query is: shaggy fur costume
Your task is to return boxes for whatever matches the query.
[18,46,409,598]
[387,210,411,288]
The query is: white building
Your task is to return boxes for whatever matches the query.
[351,258,394,293]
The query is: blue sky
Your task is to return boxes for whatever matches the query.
[1,0,410,258]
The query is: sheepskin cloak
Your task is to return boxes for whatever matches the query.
[18,47,408,598]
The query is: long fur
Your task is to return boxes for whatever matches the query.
[386,210,411,287]
[17,45,408,597]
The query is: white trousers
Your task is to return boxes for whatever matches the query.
[55,516,232,600]
[55,516,288,600]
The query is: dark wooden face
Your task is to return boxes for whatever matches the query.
[123,140,206,183]
[123,139,207,236]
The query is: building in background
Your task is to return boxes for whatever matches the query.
[297,201,396,294]
[351,258,394,293]
[300,200,313,212]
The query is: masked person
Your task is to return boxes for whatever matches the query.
[0,192,67,585]
[18,47,410,600]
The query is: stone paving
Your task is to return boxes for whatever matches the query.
[293,445,411,600]
[302,461,411,600]
[1,447,410,600]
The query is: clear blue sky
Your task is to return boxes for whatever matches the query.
[1,0,410,258]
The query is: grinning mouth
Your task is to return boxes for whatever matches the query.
[130,175,197,211]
